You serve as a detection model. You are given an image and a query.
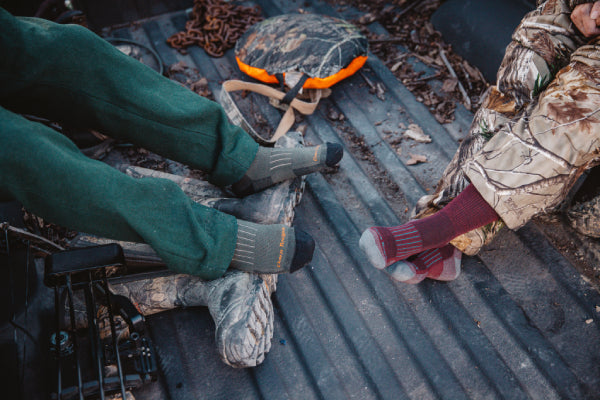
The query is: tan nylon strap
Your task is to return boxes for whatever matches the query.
[220,79,325,145]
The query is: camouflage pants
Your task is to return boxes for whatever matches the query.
[416,2,600,255]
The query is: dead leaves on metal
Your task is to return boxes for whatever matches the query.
[337,0,488,123]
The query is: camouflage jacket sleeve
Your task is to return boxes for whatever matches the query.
[495,0,585,108]
[568,0,595,7]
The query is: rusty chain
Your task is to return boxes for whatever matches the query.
[167,0,263,57]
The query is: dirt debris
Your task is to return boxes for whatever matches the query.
[328,113,406,209]
[167,60,213,98]
[406,153,428,165]
[329,0,489,123]
[403,124,431,143]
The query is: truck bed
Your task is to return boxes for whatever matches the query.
[8,0,600,399]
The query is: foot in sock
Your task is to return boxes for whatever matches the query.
[232,142,343,196]
[229,220,315,274]
[426,245,462,281]
[359,184,498,269]
[384,245,462,284]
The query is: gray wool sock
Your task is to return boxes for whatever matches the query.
[229,220,315,274]
[230,220,296,274]
[232,143,343,196]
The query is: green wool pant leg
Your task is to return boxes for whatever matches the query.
[0,9,267,278]
[0,8,259,187]
[0,107,236,280]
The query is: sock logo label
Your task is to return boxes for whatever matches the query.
[313,145,321,162]
[277,226,286,269]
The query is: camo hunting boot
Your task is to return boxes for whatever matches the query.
[109,270,276,368]
[205,270,276,368]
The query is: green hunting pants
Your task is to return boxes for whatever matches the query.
[0,8,260,279]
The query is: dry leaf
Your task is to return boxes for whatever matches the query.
[391,61,403,72]
[406,153,428,165]
[414,54,436,65]
[403,124,431,143]
[376,82,386,101]
[328,108,341,121]
[442,78,458,92]
[358,12,377,25]
[169,60,188,73]
[424,22,435,36]
[190,77,210,96]
[462,61,482,80]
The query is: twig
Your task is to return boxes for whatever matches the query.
[360,71,377,91]
[437,44,471,110]
[393,0,421,23]
[459,63,473,91]
[369,37,406,45]
[360,71,385,101]
[408,72,442,83]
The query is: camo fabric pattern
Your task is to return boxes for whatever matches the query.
[235,13,367,80]
[91,133,305,367]
[416,0,599,255]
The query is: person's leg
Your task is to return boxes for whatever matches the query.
[414,2,582,255]
[0,8,341,191]
[360,184,498,269]
[463,39,600,230]
[0,107,311,279]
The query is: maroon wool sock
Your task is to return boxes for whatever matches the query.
[424,245,463,281]
[411,244,462,280]
[385,245,463,284]
[413,184,499,249]
[360,184,498,269]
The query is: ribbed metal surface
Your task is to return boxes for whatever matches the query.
[116,1,600,399]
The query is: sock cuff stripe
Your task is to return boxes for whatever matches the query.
[237,221,257,230]
[234,248,254,253]
[392,232,421,240]
[393,239,421,245]
[373,229,387,259]
[421,251,442,263]
[231,258,254,265]
[270,163,293,170]
[395,243,422,250]
[270,160,292,166]
[425,257,443,266]
[270,156,292,162]
[420,247,440,256]
[389,225,419,232]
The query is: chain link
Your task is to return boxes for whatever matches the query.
[166,0,263,57]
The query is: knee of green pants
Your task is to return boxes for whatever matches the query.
[0,106,237,280]
[1,9,260,188]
